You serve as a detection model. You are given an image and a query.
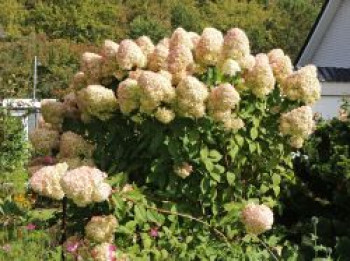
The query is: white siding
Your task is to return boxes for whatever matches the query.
[313,82,350,119]
[311,0,350,67]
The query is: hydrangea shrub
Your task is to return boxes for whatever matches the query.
[29,26,321,260]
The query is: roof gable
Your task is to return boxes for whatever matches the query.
[296,0,342,67]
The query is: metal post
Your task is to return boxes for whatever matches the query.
[33,56,37,101]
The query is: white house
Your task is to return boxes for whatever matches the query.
[296,0,350,119]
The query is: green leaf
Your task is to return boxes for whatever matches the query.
[235,135,244,147]
[250,127,258,140]
[134,205,147,223]
[226,171,236,185]
[209,149,222,162]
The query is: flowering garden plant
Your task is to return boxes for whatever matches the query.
[29,27,321,260]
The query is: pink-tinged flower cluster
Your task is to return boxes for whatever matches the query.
[281,65,321,105]
[60,166,111,207]
[138,71,175,114]
[41,100,66,128]
[147,42,169,72]
[279,106,315,148]
[29,127,60,156]
[167,44,193,84]
[207,83,243,131]
[195,27,223,66]
[245,54,276,98]
[76,85,118,121]
[208,83,240,112]
[117,78,140,115]
[71,71,87,90]
[85,215,118,243]
[222,28,250,62]
[117,39,146,70]
[81,52,103,83]
[241,203,274,235]
[136,36,155,59]
[176,76,208,118]
[30,162,68,200]
[91,243,121,261]
[174,162,193,179]
[170,28,193,50]
[101,40,119,76]
[268,49,293,83]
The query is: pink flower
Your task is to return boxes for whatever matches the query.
[26,223,36,230]
[1,244,11,252]
[66,242,79,253]
[109,244,117,261]
[43,156,54,165]
[149,227,159,238]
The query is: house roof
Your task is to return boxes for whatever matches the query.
[294,0,331,66]
[295,0,350,82]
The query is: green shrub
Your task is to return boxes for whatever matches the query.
[129,15,170,43]
[282,101,350,260]
[0,109,29,174]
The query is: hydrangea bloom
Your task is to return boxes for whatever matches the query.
[208,83,240,112]
[58,131,95,159]
[30,163,68,200]
[58,157,95,170]
[195,27,224,65]
[222,28,250,61]
[117,39,146,70]
[219,59,241,77]
[147,43,169,72]
[210,110,244,131]
[170,28,193,50]
[138,71,175,114]
[63,92,80,119]
[154,107,175,124]
[71,71,87,90]
[101,40,119,76]
[136,36,155,59]
[91,243,118,261]
[101,40,119,59]
[241,203,274,235]
[245,54,276,98]
[117,78,140,115]
[41,100,65,127]
[167,44,193,84]
[238,54,255,71]
[280,65,321,105]
[85,215,118,243]
[81,52,103,83]
[176,76,209,118]
[174,162,193,179]
[60,166,112,207]
[77,85,118,121]
[29,127,60,155]
[188,32,200,49]
[279,106,315,148]
[268,49,293,83]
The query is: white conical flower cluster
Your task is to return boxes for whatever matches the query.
[60,166,112,207]
[241,203,274,235]
[279,106,315,148]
